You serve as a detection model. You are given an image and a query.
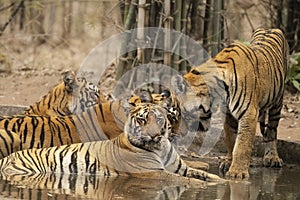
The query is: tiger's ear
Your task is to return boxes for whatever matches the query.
[160,89,171,98]
[171,74,188,95]
[139,90,153,103]
[62,70,76,92]
[159,89,173,108]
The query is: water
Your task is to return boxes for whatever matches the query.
[0,166,299,200]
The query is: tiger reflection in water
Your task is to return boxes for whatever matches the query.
[0,172,197,200]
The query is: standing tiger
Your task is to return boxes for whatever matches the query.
[172,28,289,179]
[0,103,223,182]
[23,70,101,117]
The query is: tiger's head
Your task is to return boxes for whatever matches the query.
[125,103,170,151]
[23,71,101,116]
[128,89,181,139]
[171,72,212,132]
[62,71,100,114]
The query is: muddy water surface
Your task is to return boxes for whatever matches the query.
[0,166,299,200]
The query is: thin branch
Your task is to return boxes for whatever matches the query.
[0,2,15,12]
[0,0,25,37]
[244,9,254,32]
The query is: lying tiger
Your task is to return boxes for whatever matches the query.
[0,89,182,158]
[172,28,289,179]
[0,103,223,182]
[0,100,125,150]
[0,72,101,158]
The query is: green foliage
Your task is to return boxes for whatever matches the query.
[286,52,300,92]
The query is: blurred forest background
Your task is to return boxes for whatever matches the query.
[0,0,300,93]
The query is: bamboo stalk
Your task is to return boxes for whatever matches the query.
[149,0,157,27]
[190,0,199,39]
[173,0,182,71]
[203,0,211,57]
[124,0,130,23]
[116,0,138,80]
[276,0,283,28]
[221,0,224,43]
[180,0,187,73]
[164,0,172,66]
[212,0,221,57]
[143,0,151,63]
[137,0,146,63]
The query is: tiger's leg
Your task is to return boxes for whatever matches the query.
[262,104,283,168]
[219,112,238,174]
[225,107,258,179]
[183,160,209,171]
[185,166,225,182]
[159,138,224,181]
[259,110,267,135]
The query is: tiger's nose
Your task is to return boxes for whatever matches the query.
[143,123,161,138]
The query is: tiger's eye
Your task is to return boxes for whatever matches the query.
[191,69,201,75]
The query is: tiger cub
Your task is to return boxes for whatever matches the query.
[0,103,223,182]
[172,28,289,179]
[23,70,101,117]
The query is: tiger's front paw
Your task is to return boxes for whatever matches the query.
[188,169,224,182]
[184,160,209,171]
[263,140,283,168]
[263,155,283,168]
[219,159,231,174]
[225,168,249,180]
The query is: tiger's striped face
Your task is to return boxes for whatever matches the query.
[129,90,181,138]
[63,71,99,114]
[125,103,170,151]
[171,74,212,132]
[63,72,100,114]
[23,71,100,117]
